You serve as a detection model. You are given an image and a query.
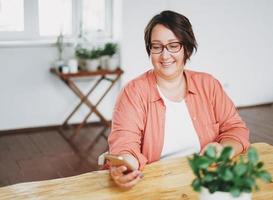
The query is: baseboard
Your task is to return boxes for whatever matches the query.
[0,121,108,136]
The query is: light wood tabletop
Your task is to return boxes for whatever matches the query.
[0,143,272,200]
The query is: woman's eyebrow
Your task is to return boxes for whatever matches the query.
[151,39,179,43]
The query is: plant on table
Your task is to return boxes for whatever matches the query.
[101,42,118,57]
[75,47,102,71]
[100,42,119,69]
[188,146,272,198]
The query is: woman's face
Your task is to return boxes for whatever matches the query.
[150,24,185,80]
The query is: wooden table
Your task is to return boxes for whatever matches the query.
[0,143,272,199]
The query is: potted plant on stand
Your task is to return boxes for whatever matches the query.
[75,48,89,71]
[86,48,102,71]
[188,146,272,200]
[101,42,118,70]
[75,47,102,71]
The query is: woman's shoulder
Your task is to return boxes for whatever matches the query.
[123,70,154,92]
[185,69,216,81]
[185,69,220,86]
[185,69,222,94]
[116,70,155,103]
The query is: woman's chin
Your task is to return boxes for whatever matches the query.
[157,69,181,79]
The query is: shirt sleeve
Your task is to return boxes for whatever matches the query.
[212,78,250,152]
[108,83,148,170]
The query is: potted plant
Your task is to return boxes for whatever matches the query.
[86,47,102,71]
[100,42,119,70]
[75,48,89,70]
[188,146,272,200]
[75,47,102,71]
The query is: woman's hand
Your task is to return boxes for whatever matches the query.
[110,166,143,189]
[109,154,143,189]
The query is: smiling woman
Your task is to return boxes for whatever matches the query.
[106,10,250,189]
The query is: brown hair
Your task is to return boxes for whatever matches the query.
[144,10,197,63]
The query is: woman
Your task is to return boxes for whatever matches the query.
[108,10,249,189]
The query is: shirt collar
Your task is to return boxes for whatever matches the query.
[184,70,198,95]
[148,69,197,102]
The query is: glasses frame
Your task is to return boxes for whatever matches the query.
[149,41,183,54]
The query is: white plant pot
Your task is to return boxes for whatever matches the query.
[86,59,99,71]
[200,188,252,200]
[108,56,119,70]
[100,55,110,69]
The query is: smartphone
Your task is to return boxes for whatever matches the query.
[105,154,135,173]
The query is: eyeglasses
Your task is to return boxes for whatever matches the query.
[149,42,183,54]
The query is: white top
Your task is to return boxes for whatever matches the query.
[157,86,201,159]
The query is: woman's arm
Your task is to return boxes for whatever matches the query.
[108,83,148,170]
[108,82,147,188]
[211,78,250,153]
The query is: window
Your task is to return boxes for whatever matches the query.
[82,0,112,38]
[0,0,24,32]
[0,0,113,42]
[38,0,72,36]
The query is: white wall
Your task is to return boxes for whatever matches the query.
[120,0,273,106]
[0,45,120,130]
[0,0,273,131]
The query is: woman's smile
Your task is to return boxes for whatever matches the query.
[160,61,175,67]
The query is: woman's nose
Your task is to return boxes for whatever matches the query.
[160,48,171,59]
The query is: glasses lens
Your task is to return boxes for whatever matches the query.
[166,42,182,53]
[150,42,182,54]
[150,43,163,54]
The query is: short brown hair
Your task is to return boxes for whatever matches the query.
[144,10,197,64]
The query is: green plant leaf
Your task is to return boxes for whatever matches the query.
[204,146,216,158]
[196,157,211,169]
[188,158,198,176]
[218,146,233,161]
[244,177,255,189]
[258,170,272,183]
[220,168,234,181]
[192,179,201,192]
[230,187,241,197]
[207,183,218,194]
[203,173,214,182]
[234,163,248,176]
[257,161,264,169]
[248,147,259,164]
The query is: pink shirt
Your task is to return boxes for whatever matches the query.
[108,70,250,170]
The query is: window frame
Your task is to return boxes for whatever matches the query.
[0,0,113,44]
